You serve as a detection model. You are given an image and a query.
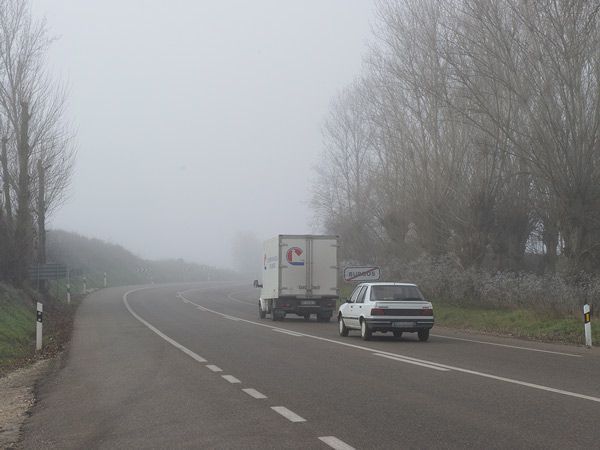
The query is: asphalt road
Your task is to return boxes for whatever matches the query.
[22,282,600,449]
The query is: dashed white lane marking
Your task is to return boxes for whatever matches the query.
[242,388,267,399]
[271,406,306,423]
[431,334,582,357]
[178,290,600,404]
[206,365,222,372]
[373,353,451,372]
[123,289,207,363]
[318,436,356,450]
[273,328,303,337]
[222,375,241,384]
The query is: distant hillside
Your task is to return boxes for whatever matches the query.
[46,230,239,288]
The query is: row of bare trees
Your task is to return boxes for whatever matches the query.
[0,0,74,286]
[313,0,600,275]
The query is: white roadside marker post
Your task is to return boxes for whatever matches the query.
[584,304,592,348]
[36,302,43,351]
[104,272,107,288]
[66,270,71,305]
[83,276,87,294]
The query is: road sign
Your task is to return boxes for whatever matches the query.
[343,266,381,282]
[29,263,68,280]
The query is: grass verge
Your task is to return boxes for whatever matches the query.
[434,303,599,345]
[0,283,82,377]
[0,285,35,374]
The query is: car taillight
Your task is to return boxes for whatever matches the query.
[370,308,385,315]
[421,308,433,316]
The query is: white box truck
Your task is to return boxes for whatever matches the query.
[254,235,339,322]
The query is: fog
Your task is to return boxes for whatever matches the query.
[32,0,374,268]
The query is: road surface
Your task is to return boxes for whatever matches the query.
[22,282,600,449]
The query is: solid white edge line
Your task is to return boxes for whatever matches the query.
[178,290,600,404]
[206,365,222,372]
[242,388,267,399]
[123,288,207,363]
[227,292,255,305]
[271,406,306,423]
[318,436,356,450]
[222,375,241,384]
[431,334,582,357]
[373,353,450,372]
[273,328,303,337]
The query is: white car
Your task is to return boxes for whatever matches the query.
[338,282,434,341]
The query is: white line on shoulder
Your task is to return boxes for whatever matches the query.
[431,334,581,357]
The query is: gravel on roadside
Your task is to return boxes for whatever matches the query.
[0,358,51,449]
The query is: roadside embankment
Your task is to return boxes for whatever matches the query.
[434,303,599,345]
[0,283,82,377]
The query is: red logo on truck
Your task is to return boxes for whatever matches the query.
[286,247,304,266]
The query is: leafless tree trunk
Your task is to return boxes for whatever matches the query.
[0,0,75,286]
[13,101,31,285]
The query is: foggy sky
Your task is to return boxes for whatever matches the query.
[32,0,374,268]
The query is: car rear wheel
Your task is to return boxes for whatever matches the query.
[418,329,430,342]
[360,320,371,341]
[338,316,349,336]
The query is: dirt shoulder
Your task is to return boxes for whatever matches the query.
[0,359,51,449]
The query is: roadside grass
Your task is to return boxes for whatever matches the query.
[0,284,35,374]
[433,303,599,345]
[338,282,597,345]
[0,283,83,377]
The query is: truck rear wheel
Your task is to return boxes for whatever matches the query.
[259,304,266,319]
[303,313,310,321]
[317,313,331,322]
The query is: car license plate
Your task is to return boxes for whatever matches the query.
[301,300,316,305]
[393,322,414,328]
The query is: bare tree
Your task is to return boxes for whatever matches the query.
[0,0,75,285]
[312,81,380,262]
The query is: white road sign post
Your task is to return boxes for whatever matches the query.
[66,270,71,305]
[584,304,592,348]
[343,266,381,283]
[36,302,43,351]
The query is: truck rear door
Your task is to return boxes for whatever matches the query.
[310,238,338,297]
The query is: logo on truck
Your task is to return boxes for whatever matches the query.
[286,247,304,266]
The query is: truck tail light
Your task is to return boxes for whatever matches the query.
[370,308,385,315]
[421,308,433,316]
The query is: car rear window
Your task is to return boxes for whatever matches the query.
[370,285,424,301]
